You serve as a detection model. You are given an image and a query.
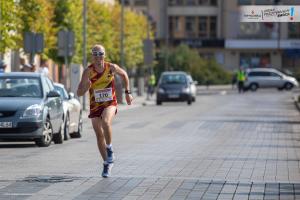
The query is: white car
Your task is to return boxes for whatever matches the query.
[54,83,82,140]
[244,68,299,91]
[187,75,197,102]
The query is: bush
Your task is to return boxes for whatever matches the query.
[155,45,232,85]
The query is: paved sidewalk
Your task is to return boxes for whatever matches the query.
[1,90,300,200]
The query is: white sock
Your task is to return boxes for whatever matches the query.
[104,161,109,165]
[106,144,112,149]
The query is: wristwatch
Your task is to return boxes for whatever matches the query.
[125,90,131,94]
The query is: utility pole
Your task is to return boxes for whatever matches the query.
[164,0,169,71]
[82,0,87,110]
[120,0,124,68]
[116,0,125,104]
[0,0,3,60]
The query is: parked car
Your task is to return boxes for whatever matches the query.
[0,72,64,147]
[187,75,197,102]
[156,71,194,105]
[54,83,82,140]
[244,68,299,91]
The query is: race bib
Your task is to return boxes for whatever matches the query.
[94,88,113,102]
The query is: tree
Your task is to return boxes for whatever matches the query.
[87,1,148,70]
[0,0,19,54]
[156,44,232,85]
[49,0,83,64]
[86,0,117,63]
[16,0,56,59]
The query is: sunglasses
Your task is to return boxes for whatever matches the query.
[92,51,105,57]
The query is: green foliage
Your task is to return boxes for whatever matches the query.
[155,45,232,85]
[86,1,148,69]
[1,0,150,69]
[16,0,56,59]
[0,0,19,53]
[49,0,83,64]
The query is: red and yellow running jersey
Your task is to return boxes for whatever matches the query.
[88,62,117,118]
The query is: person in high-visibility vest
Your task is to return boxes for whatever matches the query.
[237,67,246,93]
[147,73,156,99]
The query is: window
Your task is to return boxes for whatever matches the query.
[162,74,187,84]
[186,0,197,5]
[270,72,281,78]
[169,16,180,35]
[119,0,130,5]
[198,16,217,38]
[210,16,217,38]
[54,86,68,100]
[0,77,42,98]
[198,17,207,37]
[45,78,54,91]
[210,0,217,5]
[240,53,270,68]
[248,71,270,77]
[42,78,51,94]
[134,0,147,6]
[198,0,210,5]
[255,0,273,4]
[185,17,196,37]
[289,23,300,39]
[168,0,184,6]
[238,0,252,5]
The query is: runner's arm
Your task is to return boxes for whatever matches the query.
[111,64,130,92]
[77,68,91,97]
[111,64,133,105]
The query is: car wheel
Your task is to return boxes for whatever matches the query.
[71,112,82,138]
[64,114,70,141]
[284,82,293,90]
[249,83,258,91]
[192,96,196,102]
[156,100,162,105]
[35,118,53,147]
[187,100,192,105]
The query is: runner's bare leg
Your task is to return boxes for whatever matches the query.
[101,106,117,145]
[92,117,107,161]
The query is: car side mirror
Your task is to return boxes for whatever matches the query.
[69,92,75,99]
[47,90,60,98]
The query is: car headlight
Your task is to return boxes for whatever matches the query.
[21,104,43,118]
[158,88,165,93]
[182,87,190,93]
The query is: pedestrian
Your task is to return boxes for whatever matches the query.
[237,66,246,93]
[77,44,133,178]
[147,72,156,100]
[38,59,49,77]
[0,60,7,73]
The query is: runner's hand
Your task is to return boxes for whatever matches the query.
[125,94,133,105]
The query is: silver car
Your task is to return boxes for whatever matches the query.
[0,73,64,147]
[54,83,82,140]
[244,68,299,91]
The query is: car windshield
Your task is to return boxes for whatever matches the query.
[54,85,68,99]
[161,74,187,84]
[0,77,42,98]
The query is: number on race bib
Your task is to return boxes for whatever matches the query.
[94,88,113,102]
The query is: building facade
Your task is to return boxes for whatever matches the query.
[122,0,300,71]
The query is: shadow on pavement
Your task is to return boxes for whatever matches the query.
[0,142,36,148]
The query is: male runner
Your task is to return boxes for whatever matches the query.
[77,44,133,177]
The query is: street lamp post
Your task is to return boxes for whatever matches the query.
[116,0,125,104]
[82,0,87,110]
